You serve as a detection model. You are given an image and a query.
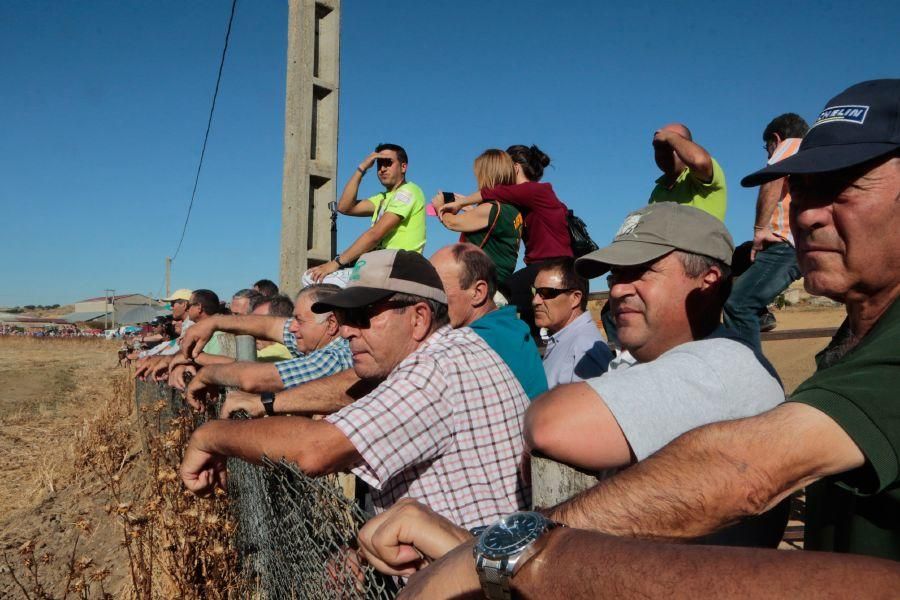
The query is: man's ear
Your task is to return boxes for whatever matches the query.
[325,312,340,337]
[410,303,432,341]
[401,162,408,176]
[471,280,490,307]
[699,266,724,292]
[772,132,783,146]
[570,290,584,312]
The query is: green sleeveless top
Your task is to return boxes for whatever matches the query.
[464,202,523,286]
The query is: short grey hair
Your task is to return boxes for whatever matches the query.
[674,251,732,303]
[389,292,450,331]
[297,284,341,324]
[674,251,731,279]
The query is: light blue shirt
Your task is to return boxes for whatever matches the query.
[543,311,611,388]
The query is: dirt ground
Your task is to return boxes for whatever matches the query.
[0,307,847,596]
[759,305,845,393]
[0,337,137,598]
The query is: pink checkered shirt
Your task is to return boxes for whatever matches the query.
[325,325,530,529]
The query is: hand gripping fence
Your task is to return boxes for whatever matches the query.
[135,379,396,599]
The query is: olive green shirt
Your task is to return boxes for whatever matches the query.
[789,297,900,560]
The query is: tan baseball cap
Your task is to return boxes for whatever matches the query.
[162,288,193,302]
[575,203,734,279]
[311,249,447,312]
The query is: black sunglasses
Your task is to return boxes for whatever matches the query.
[531,286,576,300]
[376,158,395,169]
[335,300,412,328]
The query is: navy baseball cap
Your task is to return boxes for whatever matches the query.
[741,79,900,187]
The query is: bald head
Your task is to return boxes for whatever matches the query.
[430,243,497,328]
[661,123,692,141]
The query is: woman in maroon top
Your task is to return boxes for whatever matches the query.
[441,145,572,338]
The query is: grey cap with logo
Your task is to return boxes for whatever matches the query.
[310,249,447,313]
[575,202,735,279]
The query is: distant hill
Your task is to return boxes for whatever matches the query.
[0,304,74,318]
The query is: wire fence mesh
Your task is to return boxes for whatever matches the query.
[134,379,396,599]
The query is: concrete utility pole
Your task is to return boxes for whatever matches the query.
[165,257,172,298]
[279,0,341,299]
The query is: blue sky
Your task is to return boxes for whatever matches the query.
[1,0,897,306]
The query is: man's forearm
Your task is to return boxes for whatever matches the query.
[512,528,900,599]
[340,229,382,264]
[199,315,287,344]
[337,170,364,213]
[273,368,373,415]
[192,417,360,476]
[201,362,284,393]
[548,416,797,540]
[194,352,235,367]
[754,179,784,228]
[668,136,713,180]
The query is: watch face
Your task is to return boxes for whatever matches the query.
[477,512,546,557]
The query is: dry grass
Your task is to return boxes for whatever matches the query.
[1,338,240,599]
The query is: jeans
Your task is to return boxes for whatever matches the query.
[723,242,801,349]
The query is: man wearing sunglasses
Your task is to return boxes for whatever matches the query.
[532,258,612,388]
[306,143,426,284]
[180,249,530,530]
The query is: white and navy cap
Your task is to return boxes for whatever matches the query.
[742,79,900,187]
[310,249,447,312]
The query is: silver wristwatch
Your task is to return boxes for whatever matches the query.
[473,511,560,600]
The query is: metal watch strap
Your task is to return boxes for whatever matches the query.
[260,392,276,416]
[476,555,512,600]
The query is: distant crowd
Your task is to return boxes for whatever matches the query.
[0,325,100,338]
[127,79,900,597]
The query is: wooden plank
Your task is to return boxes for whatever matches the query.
[761,327,837,342]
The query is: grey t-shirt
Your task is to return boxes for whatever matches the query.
[587,337,785,461]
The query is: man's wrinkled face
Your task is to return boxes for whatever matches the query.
[288,295,331,354]
[531,269,580,334]
[607,252,704,361]
[789,156,900,302]
[171,299,188,320]
[376,150,406,189]
[336,300,417,380]
[230,296,251,316]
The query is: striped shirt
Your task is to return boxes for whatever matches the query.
[767,138,803,244]
[326,325,530,529]
[275,320,353,388]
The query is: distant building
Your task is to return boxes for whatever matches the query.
[62,293,168,326]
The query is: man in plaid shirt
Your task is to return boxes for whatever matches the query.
[177,284,352,411]
[180,249,530,529]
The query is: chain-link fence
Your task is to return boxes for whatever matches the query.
[134,379,396,599]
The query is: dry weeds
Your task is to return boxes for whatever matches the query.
[1,338,240,598]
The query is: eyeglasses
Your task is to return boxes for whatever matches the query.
[335,300,412,328]
[376,158,394,169]
[531,286,576,300]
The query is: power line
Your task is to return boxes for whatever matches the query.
[170,0,239,261]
